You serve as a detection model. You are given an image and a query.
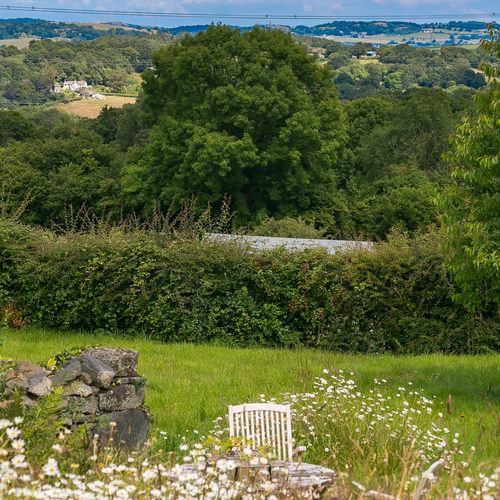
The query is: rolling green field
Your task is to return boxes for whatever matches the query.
[2,328,499,465]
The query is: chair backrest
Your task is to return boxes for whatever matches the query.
[228,403,293,462]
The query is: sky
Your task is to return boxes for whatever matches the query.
[0,0,498,27]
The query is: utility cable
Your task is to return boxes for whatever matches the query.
[0,5,497,21]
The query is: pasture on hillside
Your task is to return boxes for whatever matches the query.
[0,37,39,49]
[54,96,137,118]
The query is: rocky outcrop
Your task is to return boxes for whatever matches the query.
[2,348,150,450]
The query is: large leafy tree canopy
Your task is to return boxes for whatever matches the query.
[123,26,347,221]
[437,29,500,314]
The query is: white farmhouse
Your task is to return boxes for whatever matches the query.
[62,80,89,92]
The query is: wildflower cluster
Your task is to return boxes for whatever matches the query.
[265,369,498,497]
[0,368,499,499]
[453,469,500,500]
[1,418,324,499]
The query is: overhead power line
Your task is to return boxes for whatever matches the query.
[0,5,497,21]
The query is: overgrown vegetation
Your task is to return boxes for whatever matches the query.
[0,25,498,344]
[0,218,497,353]
[436,30,500,313]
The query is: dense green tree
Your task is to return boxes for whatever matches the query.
[0,110,37,146]
[354,89,461,178]
[0,114,123,225]
[436,30,500,313]
[123,26,347,222]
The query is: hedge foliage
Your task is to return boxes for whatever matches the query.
[1,219,498,353]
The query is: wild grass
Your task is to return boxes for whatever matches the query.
[2,328,499,468]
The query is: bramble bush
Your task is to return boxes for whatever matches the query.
[0,218,498,353]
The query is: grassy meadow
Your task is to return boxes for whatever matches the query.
[2,328,499,466]
[0,37,39,49]
[54,96,137,118]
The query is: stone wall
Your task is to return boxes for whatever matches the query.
[3,348,150,450]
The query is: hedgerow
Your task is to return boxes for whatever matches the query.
[1,219,498,353]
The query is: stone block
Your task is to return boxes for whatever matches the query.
[95,409,150,450]
[6,362,48,381]
[63,381,97,398]
[6,362,48,393]
[67,395,98,415]
[84,348,138,377]
[5,377,28,393]
[22,395,36,408]
[98,384,145,412]
[51,359,82,385]
[27,374,53,397]
[78,355,115,388]
[73,414,97,425]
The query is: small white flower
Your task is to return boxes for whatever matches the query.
[11,454,27,468]
[11,439,25,451]
[0,419,11,430]
[6,427,21,440]
[43,458,60,477]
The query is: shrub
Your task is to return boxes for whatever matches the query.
[2,219,498,353]
[249,216,326,239]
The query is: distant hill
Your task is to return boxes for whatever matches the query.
[0,18,151,41]
[162,24,262,35]
[293,20,492,37]
[0,18,494,43]
[294,21,421,37]
[163,24,212,35]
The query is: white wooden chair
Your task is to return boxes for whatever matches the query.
[228,403,303,462]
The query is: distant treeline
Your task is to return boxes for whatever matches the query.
[0,18,154,41]
[294,20,494,36]
[0,18,495,42]
[0,19,269,40]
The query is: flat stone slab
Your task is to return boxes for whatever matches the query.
[175,460,336,492]
[271,461,336,488]
[83,348,138,377]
